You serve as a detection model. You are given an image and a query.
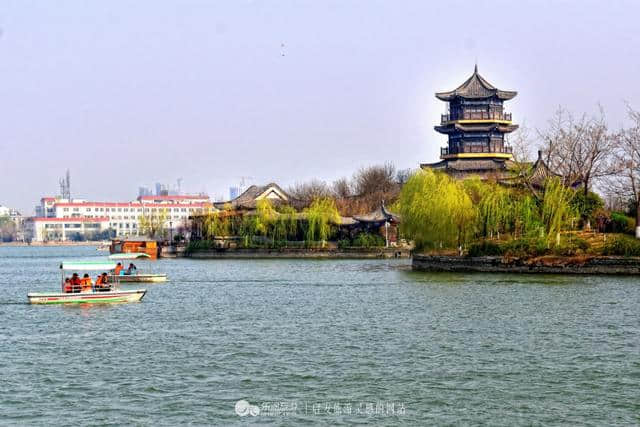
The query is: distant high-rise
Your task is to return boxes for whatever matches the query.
[155,183,168,196]
[138,186,152,197]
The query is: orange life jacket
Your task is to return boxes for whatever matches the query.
[114,265,123,275]
[64,282,72,293]
[80,277,92,291]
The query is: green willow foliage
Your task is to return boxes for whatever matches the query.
[540,177,576,239]
[398,169,474,250]
[203,211,231,238]
[255,199,277,237]
[304,198,341,246]
[274,205,298,241]
[398,170,577,251]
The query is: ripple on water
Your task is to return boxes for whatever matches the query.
[1,247,639,425]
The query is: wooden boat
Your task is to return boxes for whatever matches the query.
[110,238,159,259]
[107,273,167,283]
[27,261,146,305]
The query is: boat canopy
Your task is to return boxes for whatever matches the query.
[108,253,151,260]
[60,261,118,271]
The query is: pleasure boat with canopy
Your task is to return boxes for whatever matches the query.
[27,261,147,304]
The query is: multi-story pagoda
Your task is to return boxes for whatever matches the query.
[421,66,519,180]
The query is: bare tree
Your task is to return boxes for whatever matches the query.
[511,122,534,164]
[538,106,616,196]
[608,106,640,237]
[332,177,352,199]
[396,168,413,185]
[353,162,397,196]
[287,179,332,204]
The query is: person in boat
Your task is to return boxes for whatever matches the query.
[126,263,137,275]
[114,262,123,276]
[63,278,72,293]
[95,272,111,292]
[80,274,93,293]
[71,273,82,293]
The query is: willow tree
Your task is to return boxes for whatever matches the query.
[463,178,513,238]
[274,205,298,242]
[203,211,231,238]
[304,198,340,247]
[255,199,277,239]
[512,194,542,238]
[541,177,576,242]
[138,209,168,238]
[398,169,474,250]
[238,214,258,247]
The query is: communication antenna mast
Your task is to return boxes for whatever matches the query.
[238,176,254,194]
[59,169,71,200]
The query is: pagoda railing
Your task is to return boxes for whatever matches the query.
[441,112,512,124]
[441,146,513,156]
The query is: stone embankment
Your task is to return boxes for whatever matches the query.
[413,254,640,274]
[189,247,410,259]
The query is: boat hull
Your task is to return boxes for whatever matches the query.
[27,290,146,305]
[109,274,167,283]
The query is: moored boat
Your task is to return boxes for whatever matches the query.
[107,273,167,283]
[27,261,147,305]
[108,252,151,260]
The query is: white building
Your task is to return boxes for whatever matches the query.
[28,194,213,242]
[0,205,25,241]
[24,216,110,242]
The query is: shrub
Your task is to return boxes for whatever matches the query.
[609,212,635,235]
[551,237,590,256]
[570,190,604,222]
[352,232,385,248]
[502,238,549,258]
[185,240,215,254]
[337,239,351,249]
[602,235,640,257]
[467,241,504,257]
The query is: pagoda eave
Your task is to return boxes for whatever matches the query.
[434,123,519,134]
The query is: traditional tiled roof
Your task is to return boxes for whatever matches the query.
[435,123,519,134]
[436,65,517,101]
[352,203,400,223]
[214,183,302,209]
[422,158,509,172]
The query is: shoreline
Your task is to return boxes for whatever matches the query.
[0,241,105,247]
[188,247,411,259]
[412,254,640,275]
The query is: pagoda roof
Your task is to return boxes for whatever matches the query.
[436,65,517,101]
[352,203,400,224]
[434,123,519,134]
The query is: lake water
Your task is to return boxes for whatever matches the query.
[1,246,639,425]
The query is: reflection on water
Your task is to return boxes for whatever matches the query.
[0,246,638,425]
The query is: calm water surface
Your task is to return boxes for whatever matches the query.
[0,246,639,425]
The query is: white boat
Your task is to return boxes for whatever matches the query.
[107,273,167,283]
[27,261,147,305]
[27,289,146,304]
[108,252,151,260]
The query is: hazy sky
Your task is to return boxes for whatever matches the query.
[1,0,639,214]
